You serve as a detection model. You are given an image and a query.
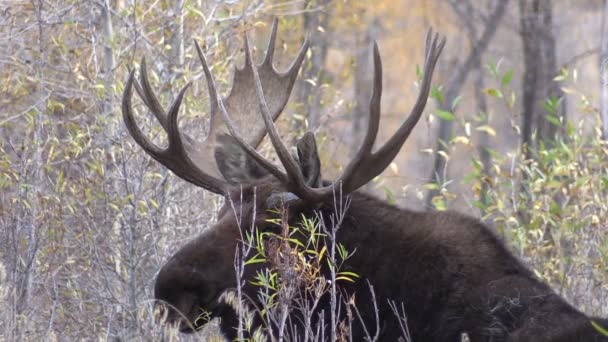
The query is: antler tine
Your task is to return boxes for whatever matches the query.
[165,81,192,150]
[263,17,279,66]
[337,41,383,191]
[197,35,290,183]
[364,42,383,155]
[288,28,443,198]
[218,98,289,183]
[341,28,445,192]
[122,67,228,195]
[133,58,202,149]
[217,23,309,151]
[123,70,164,156]
[163,81,228,193]
[424,28,433,62]
[375,30,445,158]
[194,40,219,129]
[132,58,170,130]
[245,34,306,187]
[262,18,310,80]
[284,37,309,87]
[124,19,311,196]
[237,29,444,201]
[124,22,444,202]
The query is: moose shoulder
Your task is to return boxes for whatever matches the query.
[122,19,608,342]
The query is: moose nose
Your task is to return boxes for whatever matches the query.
[179,320,195,333]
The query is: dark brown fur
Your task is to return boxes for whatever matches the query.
[154,178,608,341]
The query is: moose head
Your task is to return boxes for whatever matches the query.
[123,19,607,341]
[122,19,444,336]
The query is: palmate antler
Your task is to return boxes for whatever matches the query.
[122,19,308,195]
[123,19,445,202]
[226,29,446,202]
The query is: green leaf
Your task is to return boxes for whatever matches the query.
[187,5,206,19]
[436,109,455,121]
[432,196,447,211]
[382,186,396,205]
[508,91,516,109]
[244,258,266,265]
[545,114,561,126]
[430,86,445,103]
[543,96,562,115]
[483,88,503,98]
[423,183,440,190]
[451,95,462,110]
[501,70,513,87]
[336,276,356,282]
[47,99,65,113]
[485,58,500,79]
[592,320,608,336]
[337,271,360,278]
[553,68,569,82]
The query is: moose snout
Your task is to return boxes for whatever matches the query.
[153,291,204,332]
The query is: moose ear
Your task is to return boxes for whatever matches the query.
[215,134,268,184]
[296,132,322,188]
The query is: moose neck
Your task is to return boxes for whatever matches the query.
[312,191,455,337]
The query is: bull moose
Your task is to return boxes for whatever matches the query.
[122,19,608,341]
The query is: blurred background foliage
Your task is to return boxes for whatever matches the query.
[0,0,607,340]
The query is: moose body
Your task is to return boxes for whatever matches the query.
[322,193,607,341]
[154,181,607,341]
[123,19,607,341]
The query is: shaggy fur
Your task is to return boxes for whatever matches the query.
[154,180,608,341]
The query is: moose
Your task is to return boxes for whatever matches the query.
[122,19,608,341]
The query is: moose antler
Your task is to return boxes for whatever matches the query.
[122,19,309,195]
[230,28,446,201]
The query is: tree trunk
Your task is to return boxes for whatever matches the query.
[294,0,331,131]
[425,0,508,206]
[101,0,115,129]
[601,0,608,139]
[537,1,562,142]
[519,0,564,155]
[170,0,185,72]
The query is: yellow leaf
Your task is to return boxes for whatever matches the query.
[336,276,356,283]
[305,78,317,87]
[389,162,398,174]
[476,125,496,137]
[560,87,576,94]
[318,246,327,261]
[507,216,519,225]
[452,136,469,145]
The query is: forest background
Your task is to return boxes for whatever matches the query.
[1,0,608,340]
